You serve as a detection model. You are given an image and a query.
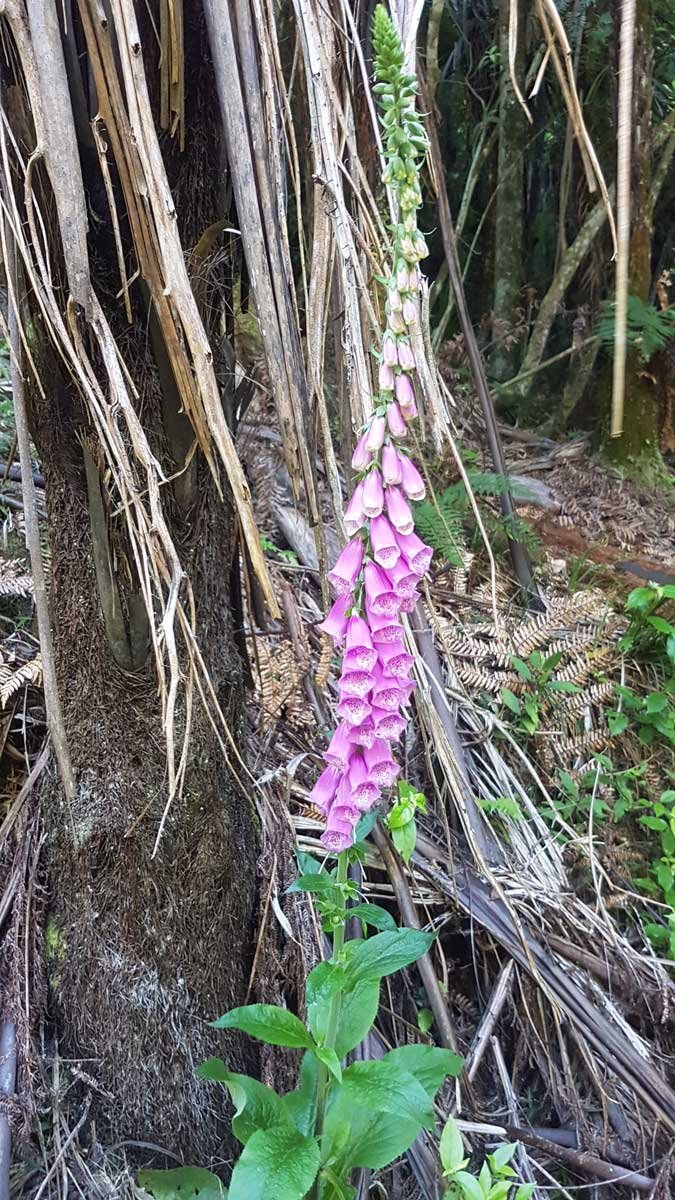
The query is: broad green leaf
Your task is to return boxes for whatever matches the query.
[548,680,582,695]
[640,815,667,831]
[212,1004,314,1050]
[323,1107,423,1172]
[314,1045,342,1082]
[489,1142,518,1169]
[456,1170,485,1200]
[348,902,397,930]
[510,656,532,682]
[514,1186,536,1200]
[334,978,380,1058]
[228,1126,320,1200]
[306,962,346,1045]
[478,1160,491,1196]
[647,615,674,635]
[344,929,434,985]
[486,1182,512,1200]
[387,798,415,829]
[384,1044,463,1097]
[391,818,416,864]
[354,809,379,841]
[500,688,521,716]
[646,692,668,714]
[626,586,657,613]
[282,1053,318,1136]
[196,1062,288,1146]
[332,1059,434,1126]
[439,1116,466,1174]
[137,1167,225,1199]
[608,711,629,736]
[287,873,336,895]
[295,850,323,876]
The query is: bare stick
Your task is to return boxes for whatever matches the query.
[0,1019,16,1200]
[611,0,636,437]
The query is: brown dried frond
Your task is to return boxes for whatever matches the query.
[543,726,612,764]
[0,654,43,707]
[0,559,33,597]
[549,645,614,686]
[252,637,305,732]
[553,682,616,720]
[314,635,333,690]
[454,663,508,694]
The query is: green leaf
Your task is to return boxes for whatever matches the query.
[228,1126,320,1200]
[510,656,532,682]
[626,585,658,613]
[489,1143,518,1169]
[548,680,582,695]
[282,1053,318,1136]
[640,815,667,831]
[500,688,521,716]
[387,798,415,829]
[514,1187,535,1200]
[384,1044,463,1097]
[322,1061,434,1170]
[440,1116,466,1174]
[646,693,668,714]
[306,961,346,1045]
[608,711,629,736]
[455,1170,485,1200]
[295,850,323,876]
[343,929,434,985]
[348,902,397,930]
[196,1063,288,1145]
[212,1005,314,1049]
[478,1160,491,1197]
[334,978,380,1058]
[137,1167,225,1199]
[647,615,674,635]
[417,1006,433,1033]
[391,818,416,864]
[287,873,336,895]
[314,1045,342,1082]
[354,809,379,841]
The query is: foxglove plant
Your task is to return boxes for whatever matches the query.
[309,3,433,855]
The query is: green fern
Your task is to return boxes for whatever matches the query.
[415,471,537,565]
[596,295,675,362]
[478,795,523,821]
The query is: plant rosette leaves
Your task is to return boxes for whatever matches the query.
[347,902,397,930]
[282,1053,319,1136]
[212,1004,314,1049]
[384,1044,463,1096]
[196,1061,288,1145]
[439,1116,468,1175]
[228,1126,320,1200]
[322,1059,436,1171]
[334,978,381,1058]
[137,1167,225,1199]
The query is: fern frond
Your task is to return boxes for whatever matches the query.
[0,560,33,597]
[0,655,43,706]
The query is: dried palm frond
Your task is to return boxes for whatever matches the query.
[0,559,32,596]
[0,654,42,707]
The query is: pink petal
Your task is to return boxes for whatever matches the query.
[399,456,426,501]
[385,486,415,536]
[318,593,351,641]
[328,537,364,596]
[344,481,367,536]
[352,432,373,472]
[369,515,400,569]
[386,402,407,438]
[362,469,384,518]
[365,415,386,453]
[397,530,433,575]
[381,443,402,486]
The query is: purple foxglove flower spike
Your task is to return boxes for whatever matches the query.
[362,468,385,518]
[398,591,420,613]
[379,362,395,392]
[408,268,420,293]
[322,811,356,852]
[388,556,419,598]
[364,561,401,617]
[371,674,406,711]
[351,431,373,472]
[382,333,398,366]
[365,415,386,453]
[348,717,376,748]
[372,706,406,740]
[385,486,415,536]
[397,341,415,372]
[348,754,380,810]
[318,593,351,641]
[344,616,377,672]
[308,765,341,813]
[396,530,434,575]
[364,739,400,787]
[388,310,406,335]
[328,537,364,596]
[386,402,407,438]
[387,287,403,312]
[394,373,415,411]
[396,264,409,292]
[381,443,403,486]
[344,480,367,536]
[369,515,400,569]
[399,455,426,501]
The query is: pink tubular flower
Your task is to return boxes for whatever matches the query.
[364,561,401,617]
[402,298,417,326]
[386,402,407,439]
[385,486,415,536]
[308,765,341,813]
[322,810,356,852]
[387,287,403,312]
[382,333,398,366]
[370,515,400,569]
[408,268,420,293]
[402,399,418,422]
[398,342,415,372]
[348,754,380,810]
[381,443,402,486]
[324,724,354,772]
[388,556,418,598]
[337,693,372,726]
[368,612,405,645]
[344,615,377,671]
[364,739,400,787]
[399,591,420,613]
[372,706,406,740]
[395,373,415,411]
[365,415,386,453]
[348,717,376,748]
[362,468,384,518]
[372,674,406,711]
[399,455,426,501]
[352,432,373,472]
[396,264,409,292]
[344,480,367,536]
[388,310,406,335]
[378,642,414,679]
[339,669,375,699]
[318,593,351,641]
[379,362,395,392]
[396,530,434,575]
[328,537,364,596]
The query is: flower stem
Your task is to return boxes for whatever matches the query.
[312,850,350,1198]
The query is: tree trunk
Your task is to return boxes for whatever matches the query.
[491,0,526,382]
[605,0,661,470]
[3,3,259,1163]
